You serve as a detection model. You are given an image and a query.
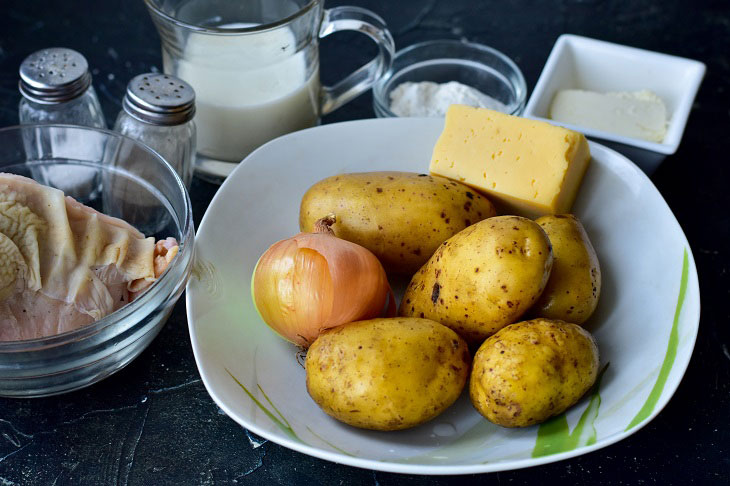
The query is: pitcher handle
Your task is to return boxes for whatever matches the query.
[319,6,395,115]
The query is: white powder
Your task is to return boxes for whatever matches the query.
[389,81,509,117]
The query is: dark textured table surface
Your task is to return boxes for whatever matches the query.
[1,0,728,484]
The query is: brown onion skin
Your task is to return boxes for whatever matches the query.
[253,216,394,347]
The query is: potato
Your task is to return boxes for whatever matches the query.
[305,317,470,431]
[469,318,599,427]
[299,171,496,274]
[530,214,601,324]
[399,216,553,344]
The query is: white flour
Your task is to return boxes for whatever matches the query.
[389,81,508,117]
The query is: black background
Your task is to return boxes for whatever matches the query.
[0,0,728,484]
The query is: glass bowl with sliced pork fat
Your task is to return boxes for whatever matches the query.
[0,125,194,397]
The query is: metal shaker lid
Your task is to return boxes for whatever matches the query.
[19,48,92,104]
[122,73,196,126]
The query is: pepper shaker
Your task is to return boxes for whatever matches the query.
[113,73,196,187]
[18,47,106,127]
[18,48,106,201]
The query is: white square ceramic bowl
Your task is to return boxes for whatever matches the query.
[524,34,705,174]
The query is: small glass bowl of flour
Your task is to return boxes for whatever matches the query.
[373,40,526,118]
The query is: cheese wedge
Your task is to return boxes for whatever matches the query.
[429,105,591,218]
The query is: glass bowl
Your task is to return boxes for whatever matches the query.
[373,40,527,118]
[0,124,194,397]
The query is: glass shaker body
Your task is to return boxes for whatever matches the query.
[19,86,106,128]
[113,111,196,187]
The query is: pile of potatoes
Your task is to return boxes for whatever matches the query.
[298,172,601,430]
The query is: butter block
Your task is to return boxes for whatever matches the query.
[429,105,591,218]
[549,89,667,143]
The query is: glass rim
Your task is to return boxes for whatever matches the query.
[0,123,195,352]
[143,0,321,34]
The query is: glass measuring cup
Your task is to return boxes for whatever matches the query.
[145,0,395,183]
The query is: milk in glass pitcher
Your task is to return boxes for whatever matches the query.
[144,0,394,182]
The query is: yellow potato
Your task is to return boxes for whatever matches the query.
[399,216,553,344]
[299,171,496,274]
[470,318,599,427]
[305,317,470,431]
[530,214,601,324]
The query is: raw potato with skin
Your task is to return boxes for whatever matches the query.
[530,214,601,324]
[299,171,496,274]
[305,317,470,431]
[470,318,599,427]
[399,216,553,344]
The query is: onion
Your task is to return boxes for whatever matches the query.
[252,215,394,347]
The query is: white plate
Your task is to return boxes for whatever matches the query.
[186,117,700,475]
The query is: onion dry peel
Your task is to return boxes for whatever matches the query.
[252,215,394,347]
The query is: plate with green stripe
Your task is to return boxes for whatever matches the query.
[186,117,700,474]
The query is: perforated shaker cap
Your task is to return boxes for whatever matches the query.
[19,48,92,104]
[122,73,196,126]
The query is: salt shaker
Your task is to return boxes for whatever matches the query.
[18,48,106,201]
[114,73,196,187]
[18,47,105,127]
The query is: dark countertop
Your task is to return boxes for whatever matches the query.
[0,0,728,484]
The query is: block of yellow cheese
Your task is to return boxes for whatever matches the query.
[429,105,591,218]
